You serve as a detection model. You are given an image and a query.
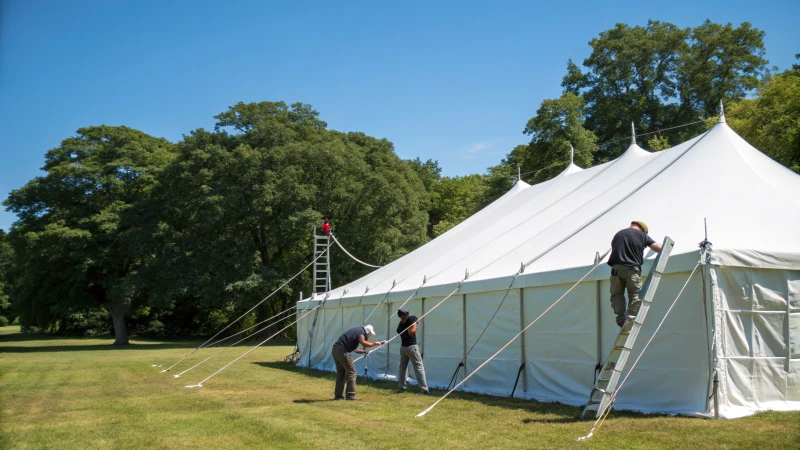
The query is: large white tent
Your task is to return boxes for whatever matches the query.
[296,115,800,418]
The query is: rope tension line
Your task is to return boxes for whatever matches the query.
[161,240,332,373]
[205,305,297,348]
[353,277,468,364]
[330,233,382,268]
[185,304,323,388]
[173,308,302,379]
[577,262,701,441]
[416,248,611,418]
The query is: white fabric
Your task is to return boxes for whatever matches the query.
[297,122,800,417]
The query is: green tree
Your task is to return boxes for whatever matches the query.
[516,93,598,183]
[0,230,13,323]
[136,102,430,326]
[647,135,671,151]
[724,65,800,173]
[429,175,488,237]
[566,20,768,161]
[3,126,175,344]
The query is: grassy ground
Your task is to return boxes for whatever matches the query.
[1,326,798,450]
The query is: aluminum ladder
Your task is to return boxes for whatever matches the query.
[581,236,675,419]
[312,228,331,294]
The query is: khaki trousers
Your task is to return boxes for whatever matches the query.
[332,345,357,399]
[398,345,428,391]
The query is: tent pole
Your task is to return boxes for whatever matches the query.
[462,294,468,384]
[421,298,426,358]
[595,252,603,382]
[519,287,527,394]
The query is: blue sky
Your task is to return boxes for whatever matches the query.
[1,0,798,231]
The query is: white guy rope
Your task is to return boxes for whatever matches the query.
[161,241,332,373]
[205,305,297,348]
[416,248,611,418]
[577,263,700,441]
[331,233,382,268]
[185,304,322,388]
[173,308,301,379]
[354,280,467,364]
[363,282,398,324]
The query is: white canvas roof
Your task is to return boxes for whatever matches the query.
[325,118,800,306]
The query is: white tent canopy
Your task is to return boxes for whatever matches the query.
[297,117,800,418]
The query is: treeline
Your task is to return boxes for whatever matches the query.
[0,20,797,343]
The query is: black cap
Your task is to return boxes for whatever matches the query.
[397,309,409,317]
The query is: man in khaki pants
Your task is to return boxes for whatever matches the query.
[608,221,662,327]
[396,309,430,395]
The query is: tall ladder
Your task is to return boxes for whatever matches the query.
[313,228,331,294]
[581,236,675,419]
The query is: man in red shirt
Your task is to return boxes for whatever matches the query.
[321,217,331,236]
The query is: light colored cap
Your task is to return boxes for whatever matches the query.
[364,325,375,336]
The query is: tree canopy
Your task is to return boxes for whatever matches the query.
[2,20,796,343]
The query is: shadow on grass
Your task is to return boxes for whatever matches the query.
[0,328,294,353]
[252,360,664,423]
[255,360,667,423]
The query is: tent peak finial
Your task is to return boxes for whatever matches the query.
[570,143,574,165]
[517,166,521,181]
[631,122,636,145]
[718,100,726,124]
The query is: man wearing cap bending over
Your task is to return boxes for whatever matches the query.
[608,221,662,327]
[396,309,430,395]
[331,325,386,400]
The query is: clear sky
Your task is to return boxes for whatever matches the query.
[1,0,798,231]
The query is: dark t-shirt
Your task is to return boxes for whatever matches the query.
[333,326,365,352]
[397,316,418,347]
[608,228,656,269]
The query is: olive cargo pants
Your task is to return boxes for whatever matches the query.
[610,264,642,327]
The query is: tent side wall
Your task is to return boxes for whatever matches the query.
[296,269,714,415]
[710,264,800,418]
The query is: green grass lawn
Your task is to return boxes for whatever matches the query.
[1,325,798,449]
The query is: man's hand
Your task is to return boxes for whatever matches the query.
[649,242,662,253]
[354,348,366,355]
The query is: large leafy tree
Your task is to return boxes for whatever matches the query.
[724,64,800,173]
[135,102,430,328]
[487,93,597,189]
[565,20,768,161]
[3,126,175,344]
[0,230,12,323]
[428,175,488,237]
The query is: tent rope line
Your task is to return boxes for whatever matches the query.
[416,248,611,418]
[172,307,303,379]
[205,305,297,348]
[447,268,523,390]
[161,240,332,373]
[353,280,467,364]
[330,233,382,268]
[577,262,701,441]
[184,304,323,388]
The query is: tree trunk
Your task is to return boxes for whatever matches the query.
[109,297,130,345]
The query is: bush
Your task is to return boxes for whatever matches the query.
[0,315,8,327]
[59,309,112,337]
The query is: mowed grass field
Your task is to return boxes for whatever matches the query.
[1,326,798,450]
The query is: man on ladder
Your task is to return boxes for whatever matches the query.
[608,221,662,327]
[321,217,331,236]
